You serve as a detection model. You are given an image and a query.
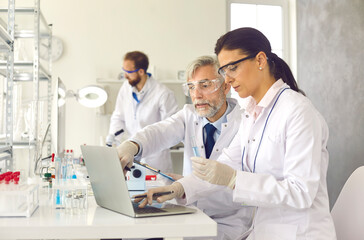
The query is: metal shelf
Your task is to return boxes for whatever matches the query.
[1,140,36,146]
[0,8,51,38]
[0,7,38,13]
[0,18,12,51]
[0,0,52,173]
[5,139,50,149]
[170,149,184,153]
[96,78,125,84]
[0,145,11,153]
[14,30,50,38]
[0,0,14,172]
[0,61,51,81]
[0,145,11,162]
[0,152,11,161]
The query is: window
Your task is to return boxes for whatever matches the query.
[227,0,296,106]
[229,0,288,59]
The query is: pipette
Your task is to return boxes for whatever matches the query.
[133,160,175,182]
[132,191,174,199]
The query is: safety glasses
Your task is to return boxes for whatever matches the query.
[182,78,223,97]
[218,54,256,78]
[122,67,140,74]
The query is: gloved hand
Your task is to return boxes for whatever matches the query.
[134,182,185,208]
[116,140,139,172]
[167,173,183,181]
[191,156,236,189]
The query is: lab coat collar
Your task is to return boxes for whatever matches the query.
[131,75,155,102]
[194,98,244,138]
[245,79,286,116]
[202,99,233,133]
[225,98,243,122]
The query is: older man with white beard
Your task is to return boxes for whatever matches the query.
[117,56,254,240]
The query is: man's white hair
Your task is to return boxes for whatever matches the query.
[185,55,223,81]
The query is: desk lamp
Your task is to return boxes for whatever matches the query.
[58,85,108,108]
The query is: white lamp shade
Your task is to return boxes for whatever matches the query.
[58,87,66,107]
[77,85,108,108]
[58,98,66,107]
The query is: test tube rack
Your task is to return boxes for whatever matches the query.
[0,184,39,217]
[52,179,88,212]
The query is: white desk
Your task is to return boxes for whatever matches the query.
[0,196,217,240]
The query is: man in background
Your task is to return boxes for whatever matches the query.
[107,51,178,172]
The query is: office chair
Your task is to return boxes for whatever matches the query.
[331,166,364,240]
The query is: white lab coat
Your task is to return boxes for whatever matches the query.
[182,83,336,240]
[131,98,255,240]
[109,76,178,172]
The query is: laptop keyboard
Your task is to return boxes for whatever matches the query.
[132,202,166,214]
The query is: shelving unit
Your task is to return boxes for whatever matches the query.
[0,0,14,173]
[0,0,52,175]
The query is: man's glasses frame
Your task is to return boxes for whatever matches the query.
[181,78,223,97]
[122,68,140,74]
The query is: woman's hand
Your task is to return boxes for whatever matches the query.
[192,157,236,189]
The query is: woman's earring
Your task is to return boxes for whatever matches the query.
[259,67,263,70]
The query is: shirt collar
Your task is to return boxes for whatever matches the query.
[245,79,285,117]
[131,76,153,101]
[202,101,232,133]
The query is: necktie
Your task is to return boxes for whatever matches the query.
[132,92,140,103]
[204,123,216,159]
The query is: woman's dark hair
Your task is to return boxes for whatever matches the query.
[215,27,305,95]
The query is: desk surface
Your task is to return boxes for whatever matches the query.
[0,195,217,240]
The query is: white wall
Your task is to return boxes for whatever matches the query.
[40,0,226,155]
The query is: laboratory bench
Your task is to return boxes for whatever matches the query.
[0,187,217,240]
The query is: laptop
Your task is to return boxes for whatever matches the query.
[81,145,196,217]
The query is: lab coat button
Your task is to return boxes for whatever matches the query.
[248,140,250,143]
[245,115,249,118]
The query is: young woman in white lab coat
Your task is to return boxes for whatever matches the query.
[190,27,337,239]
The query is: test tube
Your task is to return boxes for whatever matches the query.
[191,136,201,157]
[55,157,61,182]
[61,156,67,180]
[55,189,62,207]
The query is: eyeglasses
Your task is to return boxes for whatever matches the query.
[218,54,256,78]
[182,78,223,97]
[122,67,140,74]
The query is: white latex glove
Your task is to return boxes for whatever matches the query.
[167,173,183,181]
[116,140,139,171]
[134,182,185,208]
[191,156,236,189]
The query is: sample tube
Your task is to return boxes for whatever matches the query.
[191,136,201,157]
[55,157,61,182]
